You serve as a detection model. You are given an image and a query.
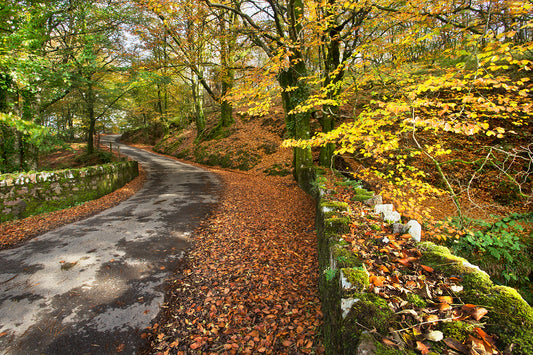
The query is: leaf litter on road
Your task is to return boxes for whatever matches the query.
[141,170,324,354]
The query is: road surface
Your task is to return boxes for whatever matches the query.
[0,135,219,354]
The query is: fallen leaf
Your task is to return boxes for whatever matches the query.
[396,309,418,317]
[426,330,444,342]
[437,296,453,304]
[443,337,469,353]
[382,338,396,347]
[472,307,488,321]
[425,314,439,324]
[282,340,292,347]
[170,340,180,348]
[439,303,452,311]
[370,275,385,286]
[416,341,430,355]
[420,265,434,273]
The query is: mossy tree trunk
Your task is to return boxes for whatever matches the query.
[217,13,235,129]
[0,74,12,114]
[319,1,344,168]
[86,82,96,155]
[278,60,314,191]
[218,65,234,129]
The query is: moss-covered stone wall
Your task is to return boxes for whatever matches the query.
[315,178,533,355]
[0,161,138,222]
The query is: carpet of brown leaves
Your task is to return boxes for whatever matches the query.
[141,170,324,354]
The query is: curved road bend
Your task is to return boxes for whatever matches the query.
[0,135,219,354]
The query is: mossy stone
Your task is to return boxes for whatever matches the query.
[464,285,533,354]
[320,200,350,211]
[440,321,475,343]
[349,188,372,200]
[341,293,397,353]
[341,267,369,292]
[332,245,362,269]
[375,341,416,355]
[418,242,493,289]
[324,216,351,235]
[419,242,533,354]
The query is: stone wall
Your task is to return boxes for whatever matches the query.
[0,161,138,222]
[314,177,533,355]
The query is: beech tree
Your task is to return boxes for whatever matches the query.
[204,0,315,189]
[283,0,532,220]
[133,0,243,138]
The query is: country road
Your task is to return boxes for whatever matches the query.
[0,135,219,354]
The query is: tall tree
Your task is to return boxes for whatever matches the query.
[134,0,242,138]
[205,0,315,189]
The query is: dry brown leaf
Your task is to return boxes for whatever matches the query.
[472,307,488,321]
[416,341,430,355]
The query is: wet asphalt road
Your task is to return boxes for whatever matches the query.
[0,135,219,354]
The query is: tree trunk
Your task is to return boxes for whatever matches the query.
[13,129,22,171]
[218,69,234,128]
[86,83,96,154]
[319,5,344,167]
[218,15,234,129]
[0,74,12,113]
[192,74,205,137]
[220,99,233,127]
[278,61,314,191]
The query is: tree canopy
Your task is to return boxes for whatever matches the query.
[0,0,531,205]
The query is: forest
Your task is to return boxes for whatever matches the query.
[1,0,532,351]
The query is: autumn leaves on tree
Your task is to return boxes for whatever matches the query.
[1,0,532,202]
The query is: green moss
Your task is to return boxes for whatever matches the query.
[419,242,493,289]
[351,188,374,202]
[375,341,416,355]
[406,293,427,308]
[332,245,363,268]
[370,223,382,231]
[321,200,350,211]
[464,285,533,354]
[440,321,475,343]
[342,267,369,292]
[325,216,351,234]
[0,161,137,222]
[338,239,349,247]
[342,293,397,351]
[419,242,533,354]
[263,163,290,176]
